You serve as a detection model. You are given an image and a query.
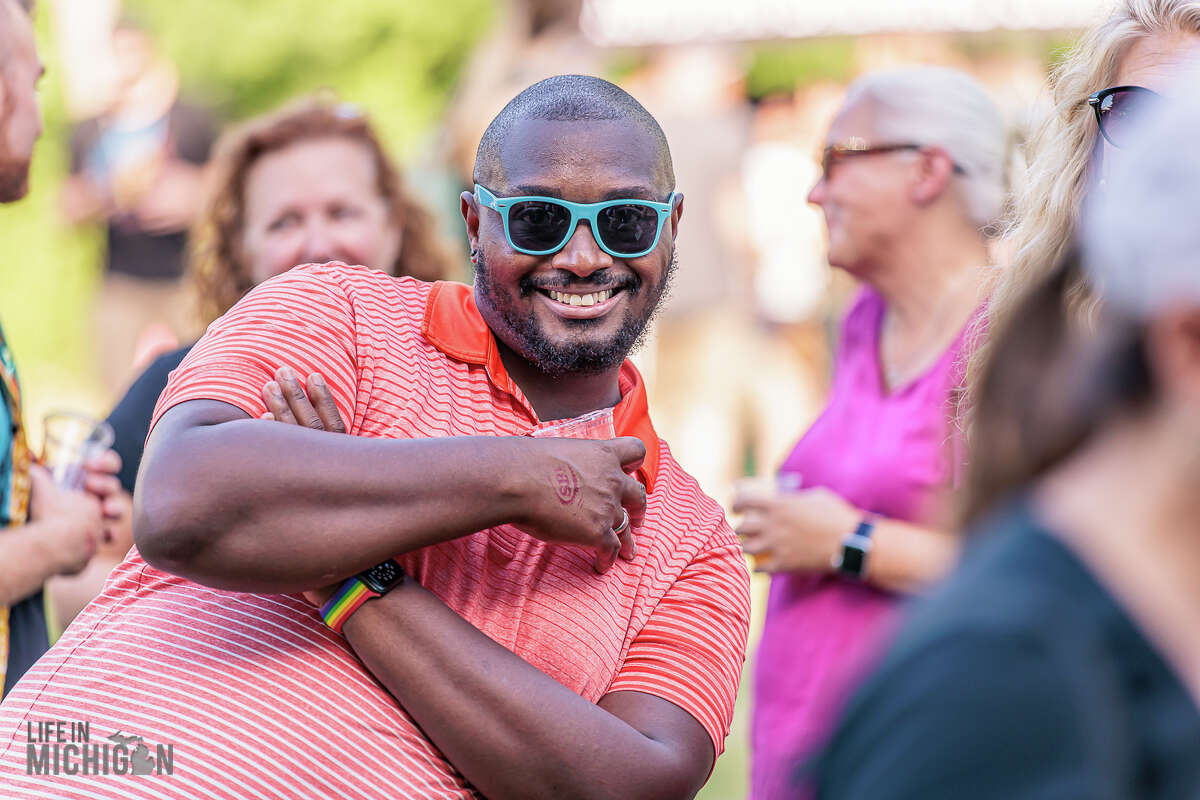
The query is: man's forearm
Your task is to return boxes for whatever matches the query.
[136,402,532,593]
[0,522,66,606]
[341,583,710,800]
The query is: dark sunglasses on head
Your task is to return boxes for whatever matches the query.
[1087,85,1162,148]
[475,185,676,258]
[820,139,966,179]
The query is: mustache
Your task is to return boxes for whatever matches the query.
[519,270,640,295]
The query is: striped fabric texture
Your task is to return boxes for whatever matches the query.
[0,264,751,798]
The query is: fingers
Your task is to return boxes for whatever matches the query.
[735,509,765,539]
[731,493,773,515]
[610,436,647,471]
[305,373,347,434]
[593,528,621,575]
[275,366,324,429]
[739,534,770,557]
[28,463,53,496]
[618,476,645,561]
[84,448,122,476]
[262,381,296,424]
[83,470,122,502]
[262,367,345,433]
[102,489,132,520]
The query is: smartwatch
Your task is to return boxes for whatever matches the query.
[320,559,405,633]
[831,517,876,580]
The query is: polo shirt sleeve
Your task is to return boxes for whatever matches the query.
[151,265,359,431]
[607,531,751,758]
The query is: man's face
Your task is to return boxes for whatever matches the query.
[0,5,42,202]
[464,118,682,377]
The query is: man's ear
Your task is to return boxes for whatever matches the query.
[460,191,480,257]
[909,146,956,208]
[667,192,684,241]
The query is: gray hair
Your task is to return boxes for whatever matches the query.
[845,66,1007,230]
[1082,57,1200,318]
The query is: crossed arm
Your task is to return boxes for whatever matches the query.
[134,374,717,800]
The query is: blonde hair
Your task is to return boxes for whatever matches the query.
[963,0,1200,426]
[190,96,453,325]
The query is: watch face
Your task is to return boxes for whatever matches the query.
[360,559,404,594]
[839,545,866,577]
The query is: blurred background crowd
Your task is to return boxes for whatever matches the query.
[0,0,1185,797]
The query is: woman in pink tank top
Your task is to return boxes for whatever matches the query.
[735,68,1003,799]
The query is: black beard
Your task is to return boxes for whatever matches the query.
[473,248,676,378]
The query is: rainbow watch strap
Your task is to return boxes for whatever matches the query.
[320,578,378,633]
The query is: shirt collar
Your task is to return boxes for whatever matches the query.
[422,280,660,492]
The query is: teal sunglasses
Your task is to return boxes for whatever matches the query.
[475,184,676,258]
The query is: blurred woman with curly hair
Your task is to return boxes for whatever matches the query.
[51,97,453,627]
[188,95,450,325]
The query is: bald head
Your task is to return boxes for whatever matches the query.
[473,74,675,197]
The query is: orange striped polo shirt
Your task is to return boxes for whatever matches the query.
[0,263,751,798]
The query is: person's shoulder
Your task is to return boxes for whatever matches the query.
[809,503,1124,799]
[652,445,730,531]
[114,345,194,409]
[899,500,1104,649]
[650,444,746,561]
[260,262,432,311]
[812,522,1107,797]
[812,619,1095,800]
[146,344,193,377]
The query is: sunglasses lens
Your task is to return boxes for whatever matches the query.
[1099,88,1158,146]
[507,200,572,252]
[596,204,661,255]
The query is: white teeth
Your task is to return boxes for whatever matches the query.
[547,289,615,305]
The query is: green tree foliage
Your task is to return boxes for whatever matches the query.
[0,0,494,412]
[126,0,494,157]
[744,38,855,101]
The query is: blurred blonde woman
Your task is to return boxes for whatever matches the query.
[964,0,1200,415]
[51,97,453,628]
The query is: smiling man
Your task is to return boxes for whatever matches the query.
[0,75,751,800]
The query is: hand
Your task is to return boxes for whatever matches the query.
[80,449,125,546]
[97,489,135,559]
[513,436,647,574]
[261,366,347,433]
[733,485,860,574]
[28,465,104,575]
[259,365,645,574]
